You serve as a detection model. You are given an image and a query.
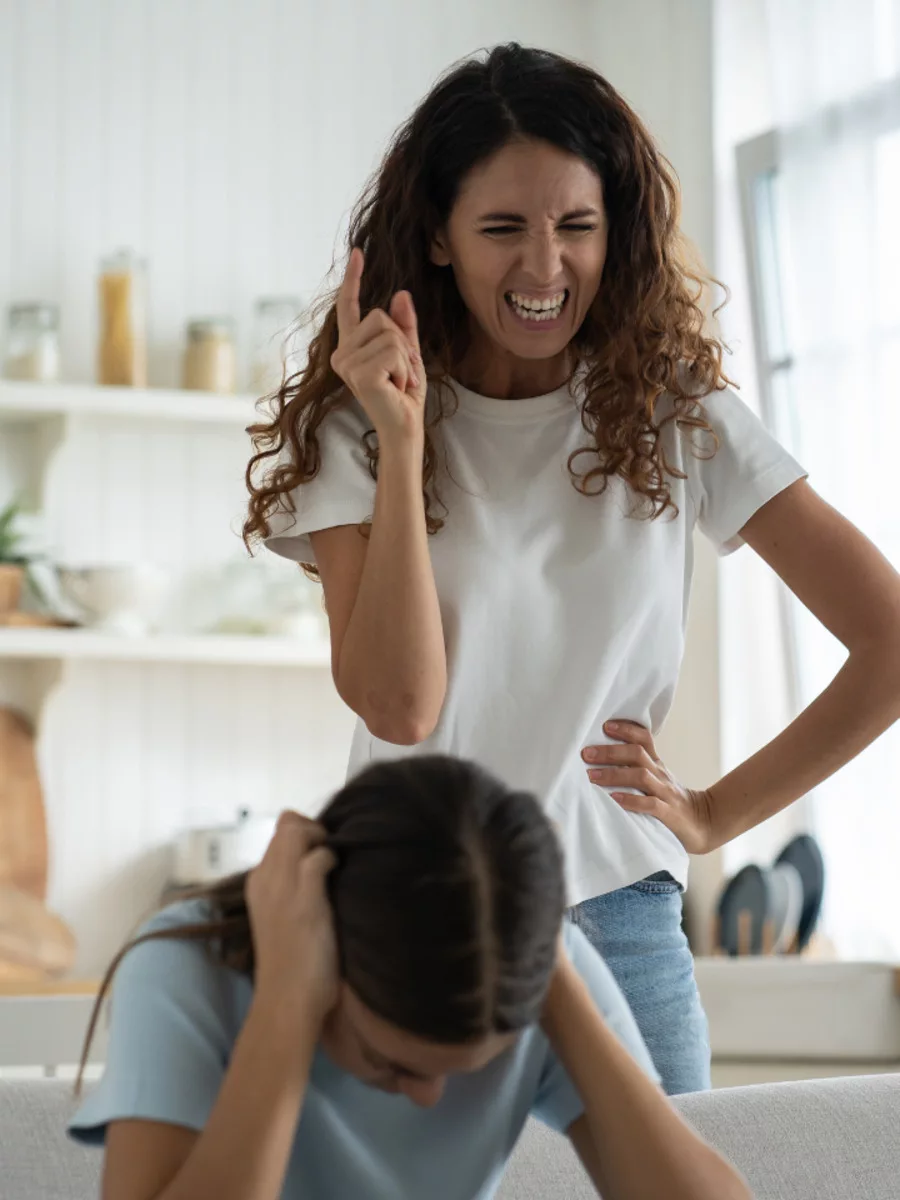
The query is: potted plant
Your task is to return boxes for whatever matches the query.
[0,498,41,616]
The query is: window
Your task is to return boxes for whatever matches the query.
[735,78,900,958]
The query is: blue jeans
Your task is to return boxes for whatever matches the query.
[569,872,712,1096]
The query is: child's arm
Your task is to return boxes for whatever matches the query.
[103,987,319,1200]
[101,813,336,1200]
[542,954,753,1200]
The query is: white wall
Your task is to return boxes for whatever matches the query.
[3,0,591,390]
[0,0,720,971]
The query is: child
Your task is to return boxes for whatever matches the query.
[69,754,749,1199]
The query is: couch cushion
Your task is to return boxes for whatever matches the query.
[0,1078,100,1200]
[497,1115,594,1198]
[501,1072,900,1200]
[2,1072,900,1199]
[673,1071,900,1200]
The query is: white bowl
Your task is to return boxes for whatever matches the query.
[57,564,168,636]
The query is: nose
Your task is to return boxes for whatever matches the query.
[399,1076,446,1108]
[519,230,564,287]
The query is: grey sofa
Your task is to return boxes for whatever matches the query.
[1,1072,898,1199]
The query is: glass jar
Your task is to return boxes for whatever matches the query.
[4,303,61,382]
[251,296,306,395]
[182,318,237,393]
[97,249,148,387]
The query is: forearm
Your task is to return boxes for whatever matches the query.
[543,963,750,1200]
[158,992,317,1200]
[705,641,900,849]
[337,434,447,743]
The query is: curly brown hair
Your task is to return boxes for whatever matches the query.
[243,42,733,575]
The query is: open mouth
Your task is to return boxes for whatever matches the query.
[504,289,569,323]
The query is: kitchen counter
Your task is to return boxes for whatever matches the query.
[694,958,900,1073]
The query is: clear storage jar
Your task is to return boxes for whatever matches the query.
[97,249,148,387]
[182,318,237,393]
[4,303,61,382]
[251,296,305,395]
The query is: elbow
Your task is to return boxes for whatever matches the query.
[334,662,444,745]
[366,710,440,745]
[336,678,441,745]
[887,641,900,694]
[855,631,900,674]
[854,636,900,711]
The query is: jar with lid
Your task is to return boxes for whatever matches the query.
[97,249,148,387]
[251,296,306,395]
[4,303,61,382]
[182,318,237,393]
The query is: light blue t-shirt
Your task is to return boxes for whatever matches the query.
[69,900,661,1199]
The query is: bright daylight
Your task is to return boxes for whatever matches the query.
[0,3,898,1199]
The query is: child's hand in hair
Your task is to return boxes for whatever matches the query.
[330,247,427,447]
[246,811,339,1023]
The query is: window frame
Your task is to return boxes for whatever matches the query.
[734,127,803,718]
[736,81,900,722]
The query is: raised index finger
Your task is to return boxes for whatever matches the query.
[336,247,363,338]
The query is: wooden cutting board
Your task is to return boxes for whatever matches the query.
[0,957,56,984]
[0,885,76,975]
[0,705,48,901]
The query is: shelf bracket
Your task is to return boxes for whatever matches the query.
[29,414,68,515]
[0,656,63,732]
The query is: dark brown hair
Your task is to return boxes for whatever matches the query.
[243,42,731,576]
[76,754,565,1093]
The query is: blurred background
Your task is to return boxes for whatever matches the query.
[0,0,897,1034]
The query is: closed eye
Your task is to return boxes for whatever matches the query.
[482,224,597,235]
[361,1043,429,1083]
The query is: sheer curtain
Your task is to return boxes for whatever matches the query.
[761,0,900,958]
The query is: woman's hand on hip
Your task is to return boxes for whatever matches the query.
[330,247,427,446]
[582,721,714,855]
[246,810,339,1022]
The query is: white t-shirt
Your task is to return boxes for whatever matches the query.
[265,376,807,905]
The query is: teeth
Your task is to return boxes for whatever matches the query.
[506,290,567,321]
[508,291,567,310]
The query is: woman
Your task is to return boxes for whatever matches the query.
[69,755,750,1199]
[245,44,900,1096]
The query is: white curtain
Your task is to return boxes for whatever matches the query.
[759,0,900,958]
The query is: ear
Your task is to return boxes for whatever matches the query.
[430,230,451,267]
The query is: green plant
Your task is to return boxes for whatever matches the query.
[0,497,31,565]
[0,497,51,609]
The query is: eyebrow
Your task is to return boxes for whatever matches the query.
[476,208,601,223]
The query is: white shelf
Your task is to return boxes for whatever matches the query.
[0,380,262,425]
[0,628,331,667]
[694,958,900,1061]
